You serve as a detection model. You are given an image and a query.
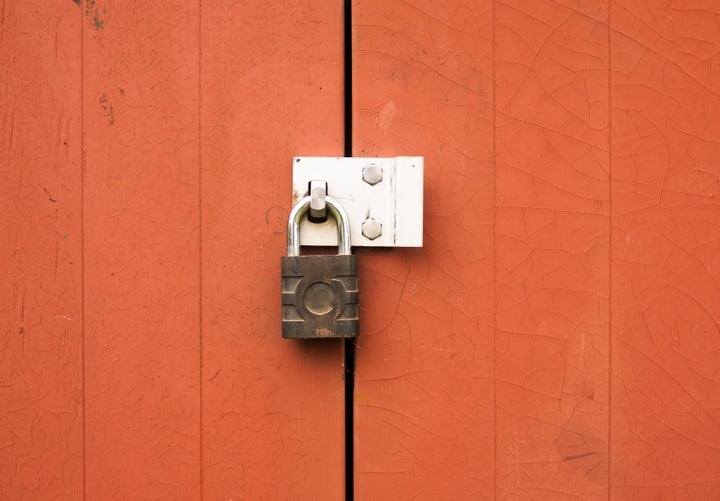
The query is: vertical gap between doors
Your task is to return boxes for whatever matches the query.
[343,0,354,500]
[491,0,497,498]
[80,2,87,499]
[607,2,613,499]
[198,0,204,498]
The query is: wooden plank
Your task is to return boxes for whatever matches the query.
[199,0,346,498]
[0,2,83,498]
[610,1,720,498]
[494,0,610,498]
[82,1,201,497]
[352,1,495,498]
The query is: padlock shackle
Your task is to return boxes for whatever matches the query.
[287,196,351,256]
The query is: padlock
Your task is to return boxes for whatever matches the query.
[281,196,359,339]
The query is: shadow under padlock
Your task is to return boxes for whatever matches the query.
[281,196,359,339]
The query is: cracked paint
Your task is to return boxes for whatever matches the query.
[354,0,495,498]
[610,1,720,499]
[198,0,346,499]
[354,0,718,500]
[0,1,83,499]
[1,0,718,499]
[493,0,610,498]
[81,0,202,496]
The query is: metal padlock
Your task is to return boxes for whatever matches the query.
[281,196,359,339]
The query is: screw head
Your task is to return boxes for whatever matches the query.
[361,218,383,240]
[362,164,383,185]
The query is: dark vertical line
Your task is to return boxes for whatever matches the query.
[344,0,352,159]
[491,0,497,498]
[343,1,354,501]
[80,2,86,499]
[198,0,204,498]
[607,1,613,499]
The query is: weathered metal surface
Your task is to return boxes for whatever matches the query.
[282,255,360,338]
[283,194,358,338]
[292,156,424,247]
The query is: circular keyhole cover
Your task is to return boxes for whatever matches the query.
[303,282,336,315]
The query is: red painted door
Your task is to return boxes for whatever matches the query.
[353,1,720,499]
[2,1,345,499]
[2,1,719,500]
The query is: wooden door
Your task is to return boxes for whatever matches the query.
[2,1,345,499]
[2,1,719,500]
[353,0,720,499]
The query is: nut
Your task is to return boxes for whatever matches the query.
[362,164,383,185]
[361,218,383,240]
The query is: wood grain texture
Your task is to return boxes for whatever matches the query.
[0,2,83,499]
[494,0,610,499]
[610,1,720,498]
[200,0,346,498]
[82,0,201,497]
[2,0,720,498]
[352,1,495,498]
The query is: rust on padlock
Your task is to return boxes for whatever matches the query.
[281,254,359,339]
[281,194,359,339]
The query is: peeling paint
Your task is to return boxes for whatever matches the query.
[98,91,114,124]
[93,9,103,30]
[84,0,105,30]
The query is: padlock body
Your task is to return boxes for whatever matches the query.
[281,254,359,339]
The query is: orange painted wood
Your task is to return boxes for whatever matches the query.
[494,1,610,498]
[610,1,720,498]
[352,1,495,498]
[354,0,720,499]
[3,1,720,498]
[200,0,345,498]
[0,2,83,498]
[82,1,201,497]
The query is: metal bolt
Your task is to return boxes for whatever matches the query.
[362,164,383,185]
[308,179,328,220]
[361,218,383,240]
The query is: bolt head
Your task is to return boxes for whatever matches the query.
[361,218,383,240]
[362,164,384,185]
